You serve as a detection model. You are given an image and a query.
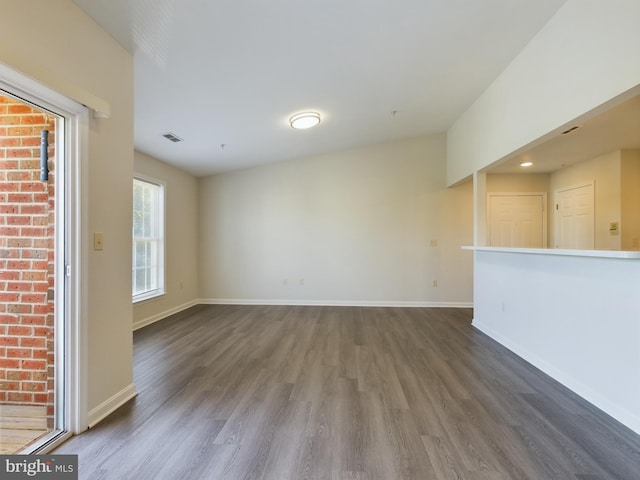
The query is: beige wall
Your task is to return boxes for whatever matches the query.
[0,1,134,420]
[621,149,640,250]
[486,173,550,193]
[133,151,199,328]
[550,151,621,250]
[198,135,474,305]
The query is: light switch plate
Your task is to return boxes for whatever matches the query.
[94,232,104,250]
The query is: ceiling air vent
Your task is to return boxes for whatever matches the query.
[162,132,183,143]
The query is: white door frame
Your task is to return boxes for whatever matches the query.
[487,192,547,248]
[0,64,89,447]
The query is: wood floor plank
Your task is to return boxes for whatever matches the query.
[53,305,640,479]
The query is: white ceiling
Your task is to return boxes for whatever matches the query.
[73,0,568,177]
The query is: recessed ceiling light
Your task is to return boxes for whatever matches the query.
[520,161,533,167]
[289,112,321,129]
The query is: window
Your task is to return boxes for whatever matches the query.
[132,177,165,302]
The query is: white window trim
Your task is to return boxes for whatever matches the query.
[132,174,166,303]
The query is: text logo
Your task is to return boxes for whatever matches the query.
[1,455,78,479]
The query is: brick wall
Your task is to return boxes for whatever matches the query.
[0,94,56,427]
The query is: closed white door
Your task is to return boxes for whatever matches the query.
[488,194,546,248]
[555,183,594,249]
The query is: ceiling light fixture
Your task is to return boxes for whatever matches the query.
[520,161,533,167]
[289,112,321,129]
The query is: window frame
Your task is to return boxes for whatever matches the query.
[132,174,166,303]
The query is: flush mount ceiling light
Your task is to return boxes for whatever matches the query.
[289,112,321,129]
[520,161,533,167]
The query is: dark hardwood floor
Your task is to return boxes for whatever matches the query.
[54,305,640,479]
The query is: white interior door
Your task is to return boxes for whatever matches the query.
[555,183,594,249]
[488,193,546,248]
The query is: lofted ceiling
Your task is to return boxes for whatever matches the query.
[73,0,568,177]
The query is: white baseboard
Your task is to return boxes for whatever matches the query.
[472,319,640,436]
[133,300,199,331]
[88,383,138,429]
[199,298,473,308]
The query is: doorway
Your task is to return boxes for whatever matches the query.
[554,183,595,249]
[0,65,87,452]
[0,92,63,453]
[487,193,547,248]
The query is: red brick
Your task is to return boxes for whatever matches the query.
[0,160,19,169]
[7,282,32,292]
[6,148,32,158]
[22,272,46,282]
[0,115,20,125]
[0,315,19,324]
[7,238,32,248]
[0,270,20,280]
[0,226,20,236]
[23,250,47,260]
[0,336,19,346]
[0,249,20,259]
[20,337,45,348]
[7,104,36,114]
[20,316,44,325]
[0,358,20,368]
[22,360,45,370]
[21,137,42,147]
[6,171,31,181]
[6,260,30,269]
[0,183,19,192]
[0,293,20,302]
[21,227,47,237]
[6,215,30,226]
[31,260,49,270]
[34,393,49,403]
[7,193,32,202]
[20,182,46,192]
[33,305,52,315]
[7,392,32,403]
[22,381,46,392]
[0,381,20,390]
[7,348,31,358]
[7,126,33,136]
[7,304,31,314]
[21,114,46,125]
[6,370,31,381]
[20,205,47,215]
[32,348,48,359]
[0,205,19,214]
[31,371,47,381]
[32,327,50,337]
[8,326,32,336]
[0,137,20,147]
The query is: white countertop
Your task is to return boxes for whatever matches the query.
[461,246,640,259]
